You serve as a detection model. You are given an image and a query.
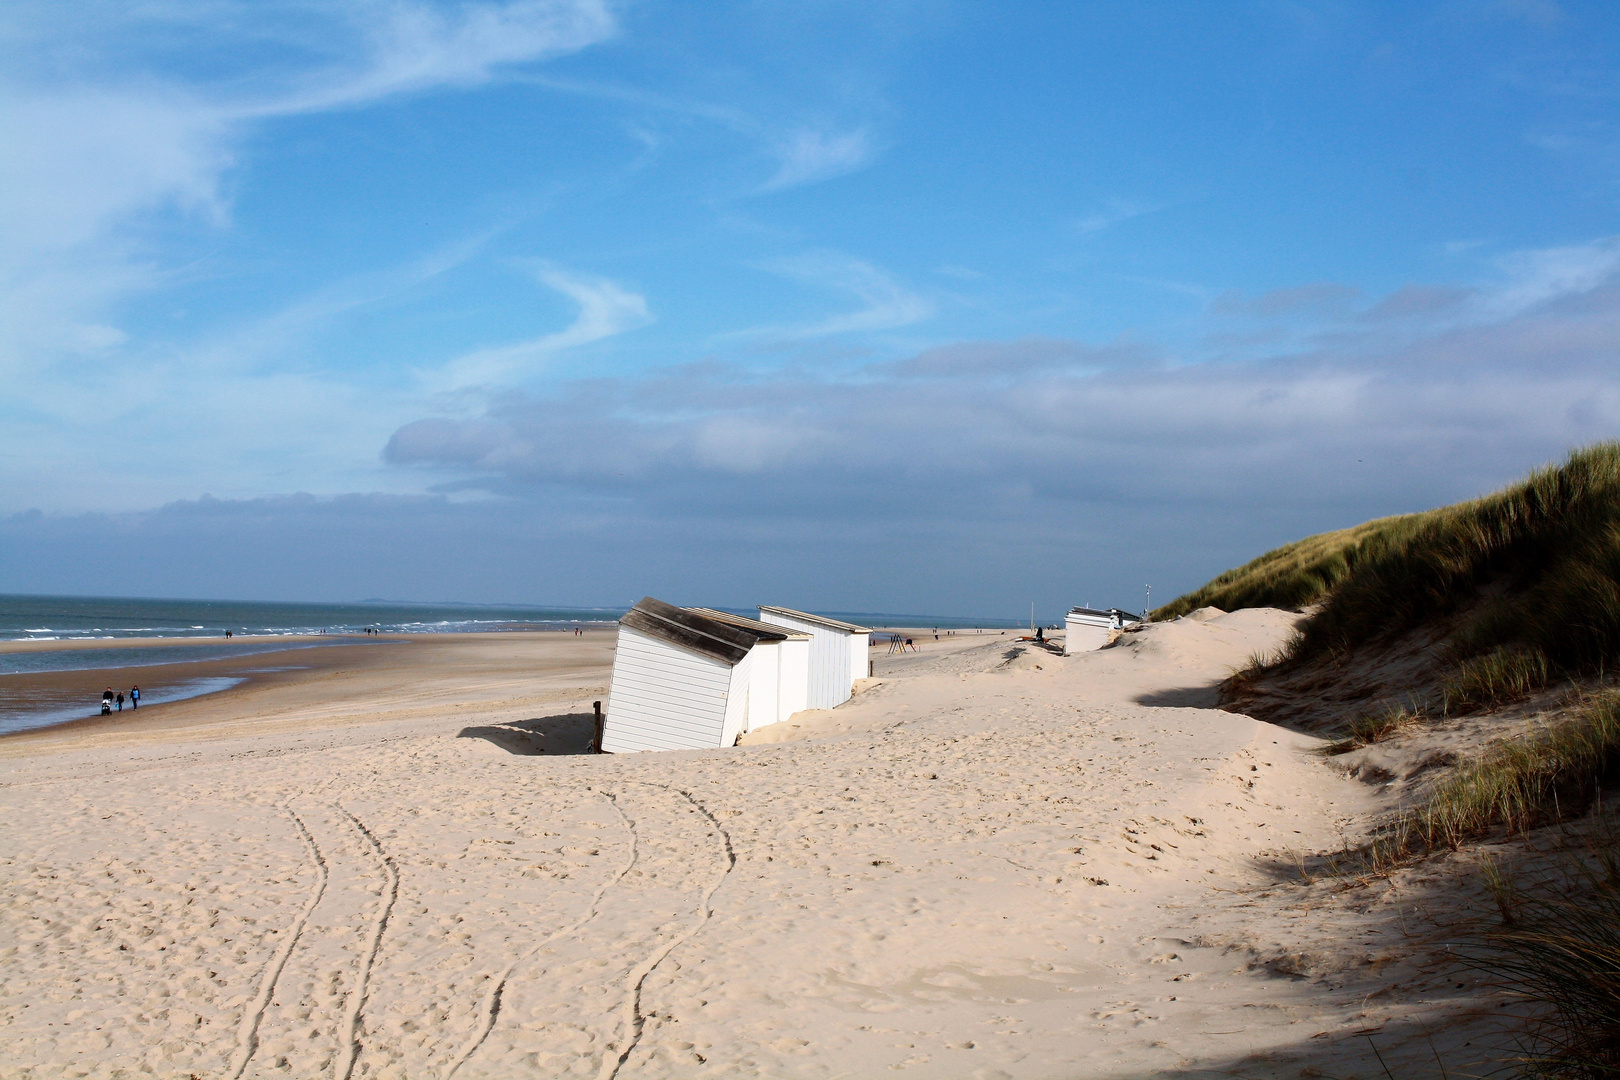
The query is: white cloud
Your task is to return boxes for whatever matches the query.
[1074,199,1161,234]
[0,1,620,510]
[258,0,616,116]
[428,263,653,390]
[385,233,1620,533]
[1486,235,1620,317]
[762,127,874,191]
[0,0,617,369]
[743,252,935,339]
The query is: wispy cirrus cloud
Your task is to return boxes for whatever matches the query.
[0,1,622,508]
[428,263,653,391]
[762,127,875,191]
[255,0,616,116]
[1074,199,1162,234]
[739,252,934,340]
[0,0,618,361]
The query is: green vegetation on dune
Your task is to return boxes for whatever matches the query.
[1174,445,1620,1073]
[1161,442,1620,681]
[1379,691,1620,861]
[1153,512,1436,621]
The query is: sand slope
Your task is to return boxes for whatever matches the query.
[0,616,1499,1078]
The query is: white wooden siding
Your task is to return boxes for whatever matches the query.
[777,637,810,719]
[758,610,852,709]
[848,632,870,684]
[602,625,734,752]
[718,648,755,747]
[1064,613,1113,655]
[743,641,779,733]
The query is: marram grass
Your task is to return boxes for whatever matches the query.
[1372,691,1620,866]
[1465,839,1620,1079]
[1442,646,1557,715]
[1159,442,1620,679]
[1324,704,1422,756]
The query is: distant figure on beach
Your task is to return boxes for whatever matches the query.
[116,692,124,711]
[225,629,232,639]
[101,689,112,715]
[130,686,139,708]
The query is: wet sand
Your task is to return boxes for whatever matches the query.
[0,630,616,753]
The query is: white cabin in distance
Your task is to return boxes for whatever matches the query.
[757,606,871,709]
[602,597,792,754]
[1064,607,1141,655]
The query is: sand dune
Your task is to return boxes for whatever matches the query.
[0,616,1505,1078]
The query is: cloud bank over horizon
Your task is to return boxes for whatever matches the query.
[3,2,1618,615]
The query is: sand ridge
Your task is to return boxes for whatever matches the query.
[0,617,1504,1078]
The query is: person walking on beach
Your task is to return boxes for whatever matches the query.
[115,691,124,711]
[101,688,113,715]
[130,685,139,709]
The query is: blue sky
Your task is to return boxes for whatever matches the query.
[4,0,1620,618]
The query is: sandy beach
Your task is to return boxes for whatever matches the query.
[0,617,1506,1078]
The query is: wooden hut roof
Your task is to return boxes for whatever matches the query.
[1068,607,1142,621]
[756,606,872,634]
[621,596,786,665]
[687,608,812,639]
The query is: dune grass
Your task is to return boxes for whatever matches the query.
[1442,647,1557,715]
[1371,692,1620,866]
[1153,512,1435,621]
[1161,443,1620,683]
[1324,704,1423,755]
[1159,447,1620,1071]
[1465,841,1620,1078]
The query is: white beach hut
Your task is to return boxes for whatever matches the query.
[688,609,811,733]
[1064,607,1140,655]
[601,597,789,753]
[756,606,872,709]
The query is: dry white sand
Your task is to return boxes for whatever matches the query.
[0,616,1505,1079]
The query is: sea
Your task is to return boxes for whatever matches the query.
[0,595,627,733]
[0,593,626,645]
[0,594,1025,734]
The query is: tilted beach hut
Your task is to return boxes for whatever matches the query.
[756,606,872,709]
[601,597,789,753]
[688,609,812,733]
[1064,607,1140,655]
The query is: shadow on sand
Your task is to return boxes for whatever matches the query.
[1133,1008,1516,1080]
[1132,684,1224,709]
[457,711,597,756]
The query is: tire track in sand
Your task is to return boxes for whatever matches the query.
[227,804,329,1079]
[596,784,736,1080]
[333,803,400,1080]
[441,788,640,1079]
